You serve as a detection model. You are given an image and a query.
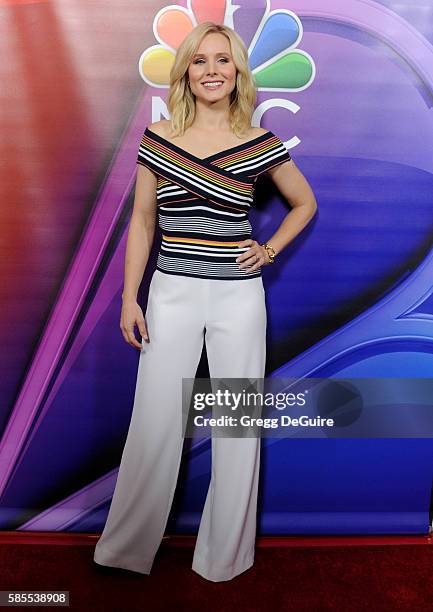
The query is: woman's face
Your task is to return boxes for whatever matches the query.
[187,32,237,104]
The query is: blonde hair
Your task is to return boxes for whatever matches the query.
[167,22,257,138]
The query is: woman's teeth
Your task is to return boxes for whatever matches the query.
[203,82,223,89]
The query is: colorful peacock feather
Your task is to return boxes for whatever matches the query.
[138,0,315,92]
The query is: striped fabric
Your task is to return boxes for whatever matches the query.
[136,126,292,280]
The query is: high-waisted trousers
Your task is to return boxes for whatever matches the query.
[93,269,267,582]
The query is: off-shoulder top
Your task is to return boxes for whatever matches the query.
[136,126,292,281]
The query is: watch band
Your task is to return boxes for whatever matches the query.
[262,242,276,264]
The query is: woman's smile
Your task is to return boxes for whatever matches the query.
[202,80,224,90]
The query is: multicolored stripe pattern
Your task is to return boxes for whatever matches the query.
[136,127,292,280]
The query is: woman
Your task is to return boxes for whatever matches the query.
[94,21,317,582]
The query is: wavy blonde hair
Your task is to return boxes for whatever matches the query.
[166,22,257,138]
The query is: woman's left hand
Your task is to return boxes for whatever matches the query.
[236,239,271,272]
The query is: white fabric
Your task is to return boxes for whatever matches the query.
[93,269,267,581]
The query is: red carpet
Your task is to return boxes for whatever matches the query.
[0,533,432,611]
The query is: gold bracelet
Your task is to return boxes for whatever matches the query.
[262,242,276,264]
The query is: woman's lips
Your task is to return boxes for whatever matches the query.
[202,81,224,89]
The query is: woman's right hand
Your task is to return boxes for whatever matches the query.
[120,299,149,349]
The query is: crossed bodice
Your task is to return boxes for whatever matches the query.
[136,126,291,280]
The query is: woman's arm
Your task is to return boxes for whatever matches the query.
[263,158,317,255]
[237,159,318,271]
[120,164,157,348]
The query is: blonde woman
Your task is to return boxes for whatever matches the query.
[94,21,317,582]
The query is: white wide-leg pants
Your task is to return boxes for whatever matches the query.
[93,269,267,582]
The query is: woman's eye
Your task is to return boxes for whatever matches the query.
[193,58,229,64]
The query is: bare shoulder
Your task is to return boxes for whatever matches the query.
[147,119,171,137]
[250,127,269,137]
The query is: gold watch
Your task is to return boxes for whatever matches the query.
[262,242,276,264]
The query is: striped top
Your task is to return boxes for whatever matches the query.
[136,126,292,280]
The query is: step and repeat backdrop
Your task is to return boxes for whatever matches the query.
[1,0,433,534]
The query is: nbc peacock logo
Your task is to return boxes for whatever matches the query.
[138,0,315,92]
